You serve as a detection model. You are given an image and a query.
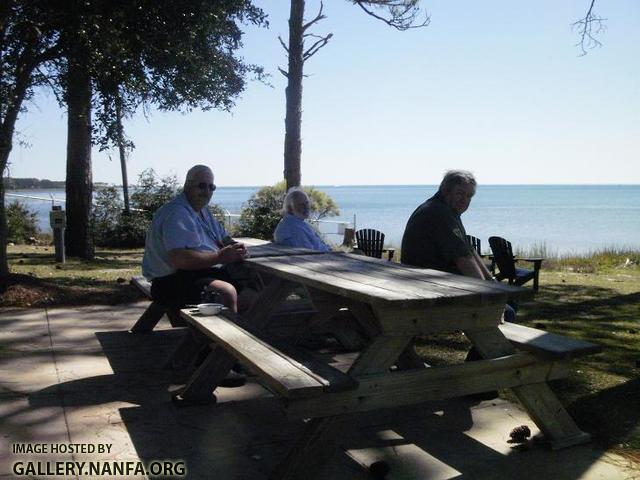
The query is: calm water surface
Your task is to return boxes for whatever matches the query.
[6,185,640,255]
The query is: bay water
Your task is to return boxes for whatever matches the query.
[6,185,640,255]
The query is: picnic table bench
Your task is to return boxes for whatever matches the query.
[172,252,601,479]
[175,310,357,403]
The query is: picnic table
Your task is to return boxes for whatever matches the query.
[176,252,594,479]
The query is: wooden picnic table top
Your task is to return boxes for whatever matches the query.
[245,242,328,258]
[244,252,532,307]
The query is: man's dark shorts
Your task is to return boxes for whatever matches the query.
[150,268,236,309]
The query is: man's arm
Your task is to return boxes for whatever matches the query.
[169,243,247,271]
[472,250,494,280]
[455,251,495,281]
[454,255,486,279]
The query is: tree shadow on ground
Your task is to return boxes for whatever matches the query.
[518,283,640,325]
[567,377,640,451]
[8,250,141,271]
[1,273,143,307]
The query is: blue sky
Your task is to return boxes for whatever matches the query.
[8,0,640,186]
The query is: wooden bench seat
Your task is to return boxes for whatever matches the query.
[500,322,602,359]
[182,311,358,400]
[130,275,184,332]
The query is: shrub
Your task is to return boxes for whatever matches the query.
[234,181,340,240]
[6,201,39,243]
[91,170,227,247]
[92,186,150,247]
[131,168,179,220]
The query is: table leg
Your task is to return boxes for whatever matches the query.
[173,345,236,405]
[269,416,347,480]
[272,303,412,479]
[162,328,203,370]
[465,325,590,449]
[305,288,366,350]
[242,277,298,331]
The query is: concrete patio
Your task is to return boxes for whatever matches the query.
[0,303,635,479]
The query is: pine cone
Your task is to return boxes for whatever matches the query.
[509,425,531,443]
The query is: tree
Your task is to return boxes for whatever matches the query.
[280,0,429,189]
[59,1,268,259]
[0,1,61,276]
[0,1,267,274]
[235,181,339,240]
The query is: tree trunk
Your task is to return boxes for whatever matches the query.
[283,0,305,190]
[0,57,36,278]
[115,91,130,214]
[65,57,94,259]
[0,175,8,278]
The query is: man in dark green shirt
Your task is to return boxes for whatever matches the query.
[401,170,493,280]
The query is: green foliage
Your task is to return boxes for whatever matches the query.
[92,186,148,248]
[92,169,228,247]
[92,169,176,247]
[235,181,340,240]
[86,1,269,152]
[208,203,229,224]
[6,201,39,243]
[130,168,179,220]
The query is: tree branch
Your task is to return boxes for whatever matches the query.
[354,0,430,31]
[572,0,606,56]
[278,66,289,78]
[303,1,327,31]
[278,35,289,53]
[303,33,333,61]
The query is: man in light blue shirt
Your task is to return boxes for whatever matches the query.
[142,165,247,312]
[273,188,331,252]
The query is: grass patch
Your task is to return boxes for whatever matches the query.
[2,244,144,306]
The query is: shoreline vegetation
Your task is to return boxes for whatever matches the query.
[3,178,110,189]
[1,242,639,463]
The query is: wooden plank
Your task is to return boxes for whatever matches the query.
[270,416,346,480]
[287,254,464,301]
[271,340,358,393]
[247,243,326,258]
[372,302,506,336]
[245,255,418,303]
[242,277,298,331]
[246,253,527,308]
[346,253,532,301]
[176,344,236,402]
[182,311,356,399]
[184,312,323,398]
[466,325,591,449]
[499,322,602,359]
[285,353,570,420]
[513,383,591,449]
[348,335,413,376]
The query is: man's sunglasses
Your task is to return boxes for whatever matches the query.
[197,183,217,191]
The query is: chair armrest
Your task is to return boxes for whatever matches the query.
[515,257,544,271]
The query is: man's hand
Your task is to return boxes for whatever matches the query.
[218,242,247,264]
[169,243,248,270]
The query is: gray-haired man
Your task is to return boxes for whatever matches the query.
[142,164,247,312]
